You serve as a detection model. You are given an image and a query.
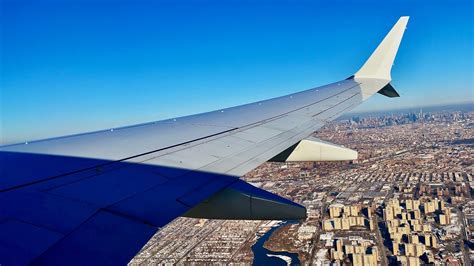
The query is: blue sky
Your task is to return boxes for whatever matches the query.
[1,0,473,144]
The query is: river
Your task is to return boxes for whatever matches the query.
[251,221,301,266]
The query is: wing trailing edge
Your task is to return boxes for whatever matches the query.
[183,180,307,220]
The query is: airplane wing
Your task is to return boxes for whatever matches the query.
[0,16,409,265]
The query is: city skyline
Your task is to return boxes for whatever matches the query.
[1,0,473,144]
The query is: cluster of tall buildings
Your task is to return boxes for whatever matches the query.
[320,203,380,265]
[323,203,374,231]
[383,198,447,265]
[329,238,379,266]
[422,198,452,225]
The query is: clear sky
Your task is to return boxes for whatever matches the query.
[1,0,473,144]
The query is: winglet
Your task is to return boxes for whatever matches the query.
[354,16,409,81]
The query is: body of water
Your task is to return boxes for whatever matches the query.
[251,221,301,266]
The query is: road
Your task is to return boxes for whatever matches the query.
[309,202,328,263]
[457,207,471,266]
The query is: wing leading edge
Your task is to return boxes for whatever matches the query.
[0,17,409,265]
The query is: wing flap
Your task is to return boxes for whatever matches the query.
[32,210,157,266]
[107,170,237,227]
[46,165,169,206]
[183,179,307,220]
[0,220,62,265]
[0,156,238,264]
[0,190,98,234]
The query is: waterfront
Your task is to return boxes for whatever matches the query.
[251,221,300,266]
